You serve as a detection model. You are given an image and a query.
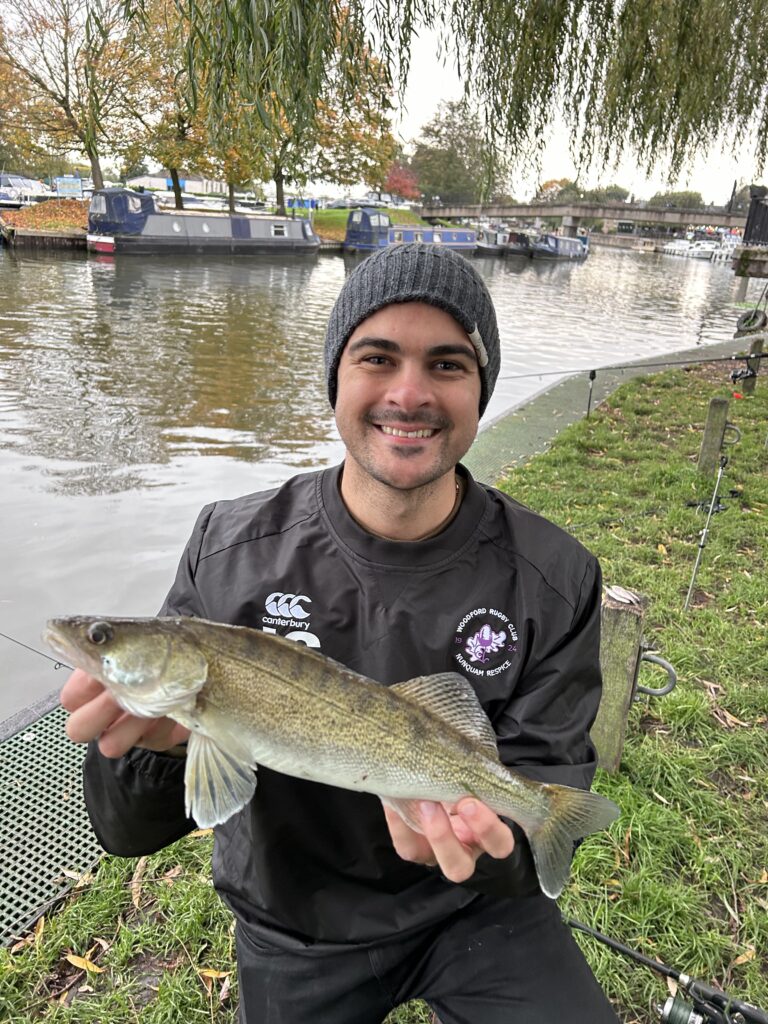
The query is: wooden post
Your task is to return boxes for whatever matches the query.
[742,335,764,396]
[592,588,646,773]
[697,397,729,476]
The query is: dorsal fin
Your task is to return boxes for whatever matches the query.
[391,672,499,757]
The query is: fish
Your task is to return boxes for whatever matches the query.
[46,615,620,898]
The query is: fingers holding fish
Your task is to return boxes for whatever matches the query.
[382,802,438,866]
[98,713,189,756]
[417,800,481,883]
[455,799,516,859]
[60,668,104,712]
[65,688,126,744]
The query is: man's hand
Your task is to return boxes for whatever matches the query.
[382,799,515,883]
[60,669,190,758]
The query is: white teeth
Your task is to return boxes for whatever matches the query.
[380,426,436,438]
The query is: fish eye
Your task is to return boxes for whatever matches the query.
[87,621,114,646]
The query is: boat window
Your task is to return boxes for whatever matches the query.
[350,210,363,224]
[414,231,423,242]
[393,230,403,242]
[272,224,286,237]
[202,222,210,233]
[433,232,442,243]
[127,195,143,214]
[172,221,182,233]
[90,194,107,216]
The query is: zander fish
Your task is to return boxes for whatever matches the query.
[46,615,619,898]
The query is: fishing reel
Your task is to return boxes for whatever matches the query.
[566,919,768,1024]
[658,979,761,1024]
[660,991,709,1024]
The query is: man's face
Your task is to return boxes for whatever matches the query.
[334,301,482,492]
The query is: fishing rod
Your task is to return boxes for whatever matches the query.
[684,455,728,611]
[566,918,768,1024]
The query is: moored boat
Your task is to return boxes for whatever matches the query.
[687,239,719,260]
[86,188,320,256]
[343,208,476,253]
[660,238,692,256]
[530,233,589,260]
[475,226,510,256]
[504,230,535,258]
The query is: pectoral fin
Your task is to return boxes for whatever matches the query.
[184,732,257,828]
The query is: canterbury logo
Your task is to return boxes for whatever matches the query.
[265,592,311,618]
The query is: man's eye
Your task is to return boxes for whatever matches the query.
[435,360,462,371]
[363,355,390,366]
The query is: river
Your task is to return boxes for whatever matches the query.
[0,244,758,722]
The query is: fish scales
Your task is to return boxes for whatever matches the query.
[46,615,620,898]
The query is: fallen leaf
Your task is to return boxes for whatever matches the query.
[657,543,667,555]
[733,947,756,966]
[65,954,104,974]
[219,974,232,1003]
[35,916,45,944]
[199,969,231,979]
[131,856,148,909]
[189,828,213,838]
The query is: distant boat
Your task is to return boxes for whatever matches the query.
[661,238,692,256]
[0,173,53,208]
[343,207,476,252]
[530,233,589,260]
[505,230,535,258]
[475,226,511,256]
[86,188,320,256]
[687,239,719,260]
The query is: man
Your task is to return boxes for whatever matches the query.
[61,243,617,1023]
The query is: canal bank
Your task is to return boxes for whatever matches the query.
[464,334,753,484]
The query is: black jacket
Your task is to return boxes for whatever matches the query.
[83,464,602,946]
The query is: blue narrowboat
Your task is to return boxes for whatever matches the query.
[86,188,320,256]
[529,233,589,260]
[343,208,476,253]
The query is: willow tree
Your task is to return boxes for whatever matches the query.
[132,0,768,181]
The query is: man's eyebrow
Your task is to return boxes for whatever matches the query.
[346,337,477,360]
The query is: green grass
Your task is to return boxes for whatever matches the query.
[2,365,766,1023]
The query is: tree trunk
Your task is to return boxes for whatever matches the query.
[228,181,236,213]
[274,166,285,216]
[86,145,104,191]
[169,168,184,210]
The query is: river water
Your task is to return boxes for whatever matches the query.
[0,245,758,721]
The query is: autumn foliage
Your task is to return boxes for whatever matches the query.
[384,163,420,201]
[0,200,89,232]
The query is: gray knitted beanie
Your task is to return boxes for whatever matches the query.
[325,243,501,415]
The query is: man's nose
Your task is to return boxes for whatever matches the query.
[383,365,434,409]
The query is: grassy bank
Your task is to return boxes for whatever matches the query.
[1,365,765,1023]
[311,207,426,242]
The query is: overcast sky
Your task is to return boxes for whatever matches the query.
[392,28,761,205]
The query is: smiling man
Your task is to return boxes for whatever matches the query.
[62,243,617,1023]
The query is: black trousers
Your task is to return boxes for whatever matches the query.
[235,893,619,1024]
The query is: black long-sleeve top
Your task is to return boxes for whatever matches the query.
[83,463,603,947]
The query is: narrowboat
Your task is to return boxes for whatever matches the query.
[475,226,511,256]
[343,207,476,252]
[530,233,589,260]
[86,188,320,256]
[504,230,535,258]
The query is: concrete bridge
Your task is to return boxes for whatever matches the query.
[415,200,747,234]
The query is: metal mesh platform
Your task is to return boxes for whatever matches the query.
[0,706,102,946]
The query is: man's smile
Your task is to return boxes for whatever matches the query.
[378,425,438,439]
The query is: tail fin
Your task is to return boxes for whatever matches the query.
[525,786,619,899]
